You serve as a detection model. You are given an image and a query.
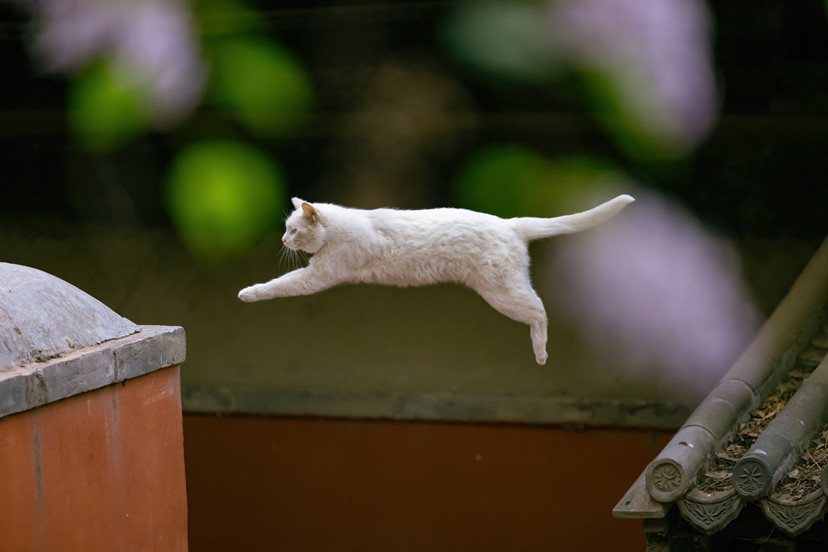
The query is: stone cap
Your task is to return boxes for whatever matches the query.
[1,263,139,370]
[0,263,185,418]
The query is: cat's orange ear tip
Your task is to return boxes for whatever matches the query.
[301,201,319,222]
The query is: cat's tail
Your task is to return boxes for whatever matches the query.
[508,194,635,242]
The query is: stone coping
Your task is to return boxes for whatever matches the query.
[0,325,185,419]
[181,384,694,427]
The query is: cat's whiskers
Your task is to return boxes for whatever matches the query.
[277,245,293,270]
[278,245,309,272]
[278,245,292,270]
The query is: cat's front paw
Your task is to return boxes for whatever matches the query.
[238,285,263,302]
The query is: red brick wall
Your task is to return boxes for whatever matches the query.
[184,415,670,552]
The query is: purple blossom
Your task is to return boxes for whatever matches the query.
[550,0,719,151]
[22,0,207,124]
[547,192,760,399]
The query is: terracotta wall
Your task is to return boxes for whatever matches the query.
[184,415,670,552]
[0,365,188,552]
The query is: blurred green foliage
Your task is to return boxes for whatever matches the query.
[578,69,683,163]
[55,0,716,257]
[58,0,314,258]
[7,0,826,262]
[444,0,714,167]
[161,0,314,257]
[206,35,313,137]
[69,61,149,151]
[195,0,267,35]
[454,145,633,218]
[455,146,551,218]
[165,140,285,259]
[442,1,561,85]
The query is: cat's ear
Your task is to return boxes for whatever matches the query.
[301,201,319,224]
[291,197,304,210]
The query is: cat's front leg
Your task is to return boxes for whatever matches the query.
[238,282,277,302]
[238,267,332,302]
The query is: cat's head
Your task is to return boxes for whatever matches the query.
[283,198,326,253]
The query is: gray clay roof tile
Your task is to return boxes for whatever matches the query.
[615,236,828,537]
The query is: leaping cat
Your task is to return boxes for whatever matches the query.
[239,194,634,364]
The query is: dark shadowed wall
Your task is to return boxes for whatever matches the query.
[184,415,671,552]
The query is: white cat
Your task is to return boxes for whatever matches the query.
[239,195,634,364]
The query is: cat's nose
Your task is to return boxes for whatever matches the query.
[282,237,287,244]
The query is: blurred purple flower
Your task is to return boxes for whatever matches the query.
[28,0,114,70]
[22,0,207,124]
[550,0,718,151]
[547,192,760,399]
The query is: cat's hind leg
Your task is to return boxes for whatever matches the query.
[473,283,549,365]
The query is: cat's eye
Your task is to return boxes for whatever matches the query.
[290,228,298,235]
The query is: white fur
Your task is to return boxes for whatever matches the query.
[239,194,634,364]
